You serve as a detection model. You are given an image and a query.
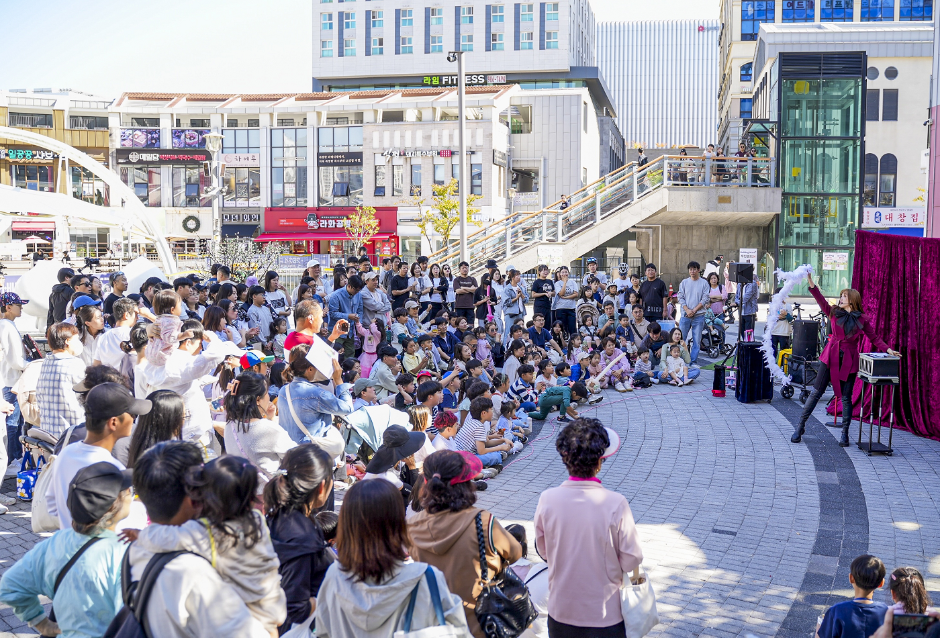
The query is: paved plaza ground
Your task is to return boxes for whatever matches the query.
[0,368,938,636]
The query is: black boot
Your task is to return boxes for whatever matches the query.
[839,425,850,447]
[791,421,806,443]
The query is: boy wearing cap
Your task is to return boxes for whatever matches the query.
[45,383,151,530]
[352,378,379,410]
[240,351,274,377]
[0,462,133,637]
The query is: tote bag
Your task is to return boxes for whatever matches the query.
[621,567,659,638]
[393,565,470,638]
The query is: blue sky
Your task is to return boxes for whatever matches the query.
[1,0,718,97]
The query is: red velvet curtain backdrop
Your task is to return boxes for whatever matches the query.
[829,230,940,440]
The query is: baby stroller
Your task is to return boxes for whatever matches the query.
[701,309,733,358]
[337,404,412,464]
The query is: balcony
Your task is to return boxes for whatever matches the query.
[9,113,53,129]
[69,116,109,130]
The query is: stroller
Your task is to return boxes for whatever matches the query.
[336,405,412,464]
[701,309,733,359]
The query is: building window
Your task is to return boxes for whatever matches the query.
[172,166,211,207]
[866,89,880,121]
[740,98,753,119]
[741,62,753,82]
[344,39,356,56]
[401,36,413,53]
[222,128,261,154]
[372,37,384,54]
[461,34,473,51]
[277,119,296,127]
[69,116,108,130]
[411,163,422,195]
[121,166,161,207]
[401,8,413,26]
[14,165,53,192]
[521,31,534,49]
[885,66,899,79]
[492,32,505,49]
[344,11,356,29]
[452,163,460,185]
[546,31,559,48]
[271,128,308,207]
[318,126,363,152]
[319,167,363,206]
[863,153,878,206]
[9,112,53,128]
[471,164,483,195]
[492,5,504,22]
[431,35,444,52]
[222,168,261,208]
[821,0,854,20]
[881,89,899,121]
[321,40,334,57]
[371,10,383,27]
[546,2,559,20]
[879,154,897,206]
[322,13,333,29]
[741,1,775,41]
[900,0,932,19]
[783,0,814,21]
[430,7,443,24]
[434,164,446,185]
[583,102,588,132]
[375,165,387,196]
[867,66,880,80]
[521,3,534,21]
[461,6,474,23]
[862,0,895,20]
[393,164,404,196]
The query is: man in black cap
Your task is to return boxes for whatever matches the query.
[363,424,426,493]
[45,382,151,530]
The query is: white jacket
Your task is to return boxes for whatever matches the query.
[0,318,27,388]
[314,561,468,638]
[129,534,270,638]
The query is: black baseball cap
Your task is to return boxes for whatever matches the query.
[67,462,133,525]
[84,383,152,420]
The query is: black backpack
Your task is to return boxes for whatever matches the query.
[103,548,196,638]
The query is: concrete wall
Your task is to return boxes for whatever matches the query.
[634,222,772,290]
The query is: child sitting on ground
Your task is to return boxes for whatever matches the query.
[136,456,286,635]
[390,308,409,353]
[555,361,572,386]
[352,378,379,410]
[506,364,538,412]
[440,370,461,411]
[817,555,889,638]
[145,289,184,366]
[431,411,460,452]
[586,352,607,389]
[534,358,557,389]
[633,347,658,386]
[393,373,416,410]
[664,344,690,386]
[314,511,339,555]
[600,337,633,392]
[496,400,528,443]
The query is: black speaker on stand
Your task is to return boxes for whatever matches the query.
[791,320,820,360]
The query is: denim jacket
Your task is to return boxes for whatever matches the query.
[277,378,354,444]
[327,287,363,332]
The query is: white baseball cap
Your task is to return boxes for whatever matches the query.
[602,427,621,459]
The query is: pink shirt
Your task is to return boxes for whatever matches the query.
[534,479,643,627]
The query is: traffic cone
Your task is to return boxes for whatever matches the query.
[669,284,674,297]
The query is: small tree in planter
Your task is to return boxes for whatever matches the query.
[345,205,380,255]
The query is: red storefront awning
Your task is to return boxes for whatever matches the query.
[254,232,396,242]
[12,221,56,231]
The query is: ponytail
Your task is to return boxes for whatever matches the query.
[282,343,314,384]
[263,444,333,518]
[889,567,932,614]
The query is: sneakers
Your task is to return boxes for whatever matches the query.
[587,394,604,405]
[614,381,627,393]
[0,494,16,507]
[624,382,634,392]
[475,480,489,491]
[677,380,685,387]
[557,416,571,423]
[480,468,499,479]
[499,451,509,461]
[511,441,523,454]
[651,377,660,384]
[0,503,7,515]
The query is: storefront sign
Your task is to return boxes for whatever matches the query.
[172,129,208,149]
[380,149,470,158]
[221,153,260,167]
[0,148,58,161]
[739,248,758,265]
[423,74,507,87]
[822,252,848,271]
[266,207,398,232]
[862,207,926,228]
[115,149,210,165]
[120,129,161,148]
[513,192,540,206]
[318,152,363,166]
[493,150,508,167]
[223,212,261,223]
[306,213,351,229]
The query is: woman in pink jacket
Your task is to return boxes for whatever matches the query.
[791,272,900,446]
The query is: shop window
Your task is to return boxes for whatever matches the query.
[372,37,384,55]
[431,35,444,52]
[740,98,753,119]
[172,166,212,207]
[401,36,413,53]
[271,128,308,207]
[741,63,753,82]
[492,5,504,22]
[863,153,878,207]
[344,39,356,56]
[371,10,383,27]
[461,34,473,51]
[821,0,853,20]
[430,7,443,24]
[393,164,404,196]
[471,163,482,195]
[900,0,932,19]
[546,2,559,20]
[521,32,534,50]
[71,167,108,205]
[14,164,54,192]
[866,89,880,121]
[322,13,333,29]
[521,3,534,21]
[783,0,814,21]
[434,164,446,185]
[741,1,774,41]
[222,128,261,154]
[492,33,505,50]
[375,165,387,196]
[461,6,474,23]
[879,154,897,207]
[411,163,422,195]
[121,166,161,207]
[882,89,898,121]
[223,167,261,207]
[401,9,413,26]
[546,31,559,49]
[862,0,895,19]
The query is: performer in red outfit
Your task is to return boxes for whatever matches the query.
[791,272,901,446]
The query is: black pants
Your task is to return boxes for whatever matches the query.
[454,307,475,323]
[548,617,626,638]
[799,360,856,429]
[555,309,576,337]
[771,335,790,356]
[428,302,443,320]
[741,314,757,336]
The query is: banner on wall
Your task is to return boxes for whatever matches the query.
[739,248,758,265]
[862,207,926,229]
[822,252,849,271]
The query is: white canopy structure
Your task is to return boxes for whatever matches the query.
[0,126,175,273]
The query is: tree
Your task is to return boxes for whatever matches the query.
[345,205,380,254]
[200,237,284,282]
[403,192,434,251]
[423,179,483,249]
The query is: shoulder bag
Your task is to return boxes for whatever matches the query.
[284,384,346,460]
[473,511,538,638]
[393,564,469,638]
[621,566,659,638]
[47,536,104,624]
[31,424,76,532]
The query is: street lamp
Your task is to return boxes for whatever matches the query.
[447,50,468,264]
[203,131,224,245]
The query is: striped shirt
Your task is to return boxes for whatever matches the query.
[453,416,488,454]
[506,378,536,405]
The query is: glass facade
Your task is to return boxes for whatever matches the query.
[783,0,815,21]
[900,0,932,19]
[862,0,895,20]
[271,128,308,207]
[778,72,863,296]
[741,1,774,41]
[821,0,854,20]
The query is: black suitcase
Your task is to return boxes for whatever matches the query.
[735,342,773,403]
